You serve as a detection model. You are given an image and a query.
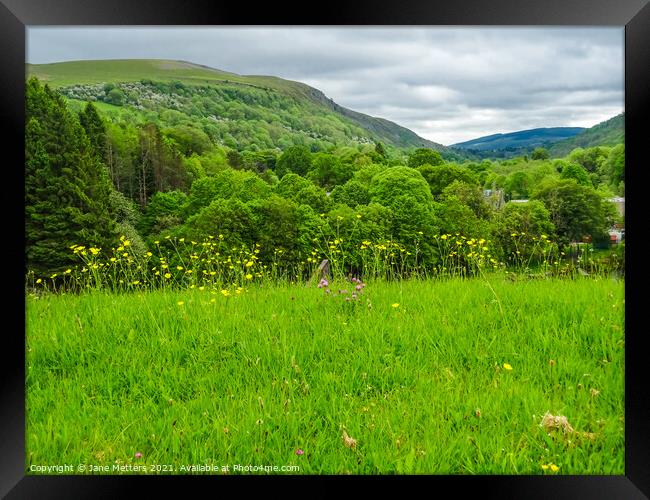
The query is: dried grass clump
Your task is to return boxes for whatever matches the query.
[540,412,596,441]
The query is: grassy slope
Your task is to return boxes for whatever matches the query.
[548,114,625,157]
[27,59,452,153]
[28,60,309,99]
[26,276,624,474]
[65,97,144,121]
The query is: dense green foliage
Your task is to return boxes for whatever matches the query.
[25,74,624,282]
[25,78,116,274]
[532,179,616,247]
[407,148,444,168]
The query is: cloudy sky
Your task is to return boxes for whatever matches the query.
[27,27,624,145]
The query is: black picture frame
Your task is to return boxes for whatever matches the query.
[2,1,648,497]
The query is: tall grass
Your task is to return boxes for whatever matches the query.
[25,233,624,295]
[26,276,624,474]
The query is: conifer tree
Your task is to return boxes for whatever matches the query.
[79,101,107,162]
[25,78,116,275]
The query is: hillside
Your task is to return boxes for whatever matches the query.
[451,127,585,153]
[547,114,624,157]
[27,59,459,157]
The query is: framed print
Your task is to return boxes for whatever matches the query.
[2,0,649,497]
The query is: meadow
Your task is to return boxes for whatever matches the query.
[26,274,624,474]
[24,68,626,476]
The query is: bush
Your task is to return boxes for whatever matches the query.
[418,163,477,198]
[330,180,371,208]
[105,88,126,106]
[490,200,556,266]
[369,166,433,207]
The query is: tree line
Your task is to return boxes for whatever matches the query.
[25,77,624,278]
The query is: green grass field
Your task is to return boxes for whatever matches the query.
[64,98,146,121]
[25,275,624,474]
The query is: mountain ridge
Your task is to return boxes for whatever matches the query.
[27,59,455,155]
[451,126,586,152]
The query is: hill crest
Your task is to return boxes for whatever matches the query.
[27,59,454,154]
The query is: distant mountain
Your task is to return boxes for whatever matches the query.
[27,59,462,158]
[547,114,624,157]
[450,127,585,153]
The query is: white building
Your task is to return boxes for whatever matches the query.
[606,197,625,217]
